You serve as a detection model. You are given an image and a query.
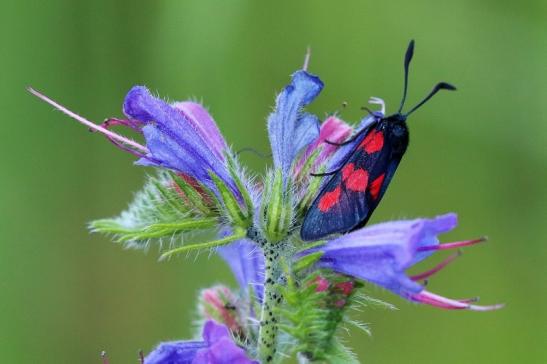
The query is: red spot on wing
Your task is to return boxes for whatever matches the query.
[341,162,369,192]
[345,168,369,192]
[318,186,342,212]
[369,173,385,200]
[360,129,384,154]
[341,163,355,181]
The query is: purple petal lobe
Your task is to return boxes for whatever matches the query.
[267,70,324,182]
[217,237,265,302]
[193,320,258,364]
[146,321,257,364]
[293,113,320,156]
[145,340,207,364]
[172,101,227,161]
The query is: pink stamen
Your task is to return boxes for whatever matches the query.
[412,290,503,311]
[28,87,148,154]
[417,237,486,252]
[101,351,109,364]
[303,47,311,71]
[410,251,461,281]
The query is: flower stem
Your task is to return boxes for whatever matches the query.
[258,242,282,363]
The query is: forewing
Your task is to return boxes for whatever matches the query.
[301,122,408,241]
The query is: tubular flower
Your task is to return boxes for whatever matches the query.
[123,86,240,199]
[145,320,258,364]
[305,213,503,311]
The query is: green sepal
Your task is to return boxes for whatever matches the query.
[293,251,324,273]
[210,171,250,228]
[159,227,246,260]
[90,217,217,242]
[294,147,322,184]
[169,172,213,216]
[297,164,326,217]
[262,169,293,243]
[225,152,254,216]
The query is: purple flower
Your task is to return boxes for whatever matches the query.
[267,70,323,183]
[145,320,257,364]
[218,237,265,302]
[307,213,503,311]
[123,86,239,198]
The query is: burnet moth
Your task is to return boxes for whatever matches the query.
[300,40,456,241]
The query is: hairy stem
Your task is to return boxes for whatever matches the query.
[258,242,282,363]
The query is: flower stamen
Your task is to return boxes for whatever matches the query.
[417,237,486,252]
[28,87,148,154]
[412,290,503,311]
[410,251,461,281]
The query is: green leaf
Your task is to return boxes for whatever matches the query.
[159,228,246,260]
[262,169,293,243]
[225,152,254,215]
[169,172,213,216]
[90,171,219,249]
[324,338,360,364]
[293,251,324,273]
[91,217,217,242]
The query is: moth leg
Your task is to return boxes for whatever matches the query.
[310,169,340,177]
[324,135,360,147]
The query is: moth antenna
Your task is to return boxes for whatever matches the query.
[404,82,456,117]
[397,40,415,114]
[138,349,145,364]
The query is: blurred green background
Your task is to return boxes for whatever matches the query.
[1,1,546,363]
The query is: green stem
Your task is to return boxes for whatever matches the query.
[258,243,282,363]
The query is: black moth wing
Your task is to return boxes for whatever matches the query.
[300,120,409,241]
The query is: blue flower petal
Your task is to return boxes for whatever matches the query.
[217,237,264,302]
[267,70,323,183]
